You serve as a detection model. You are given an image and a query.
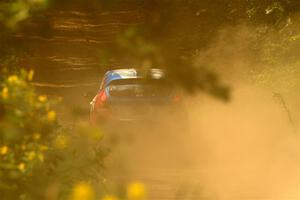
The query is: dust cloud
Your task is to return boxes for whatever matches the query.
[106,87,299,199]
[105,25,300,200]
[186,86,299,199]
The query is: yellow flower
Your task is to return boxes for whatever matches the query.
[37,153,44,162]
[33,133,41,140]
[8,75,19,84]
[54,135,68,149]
[71,182,94,200]
[38,95,47,102]
[21,144,27,150]
[28,69,34,81]
[18,163,26,172]
[1,87,8,99]
[0,146,8,155]
[39,145,48,151]
[27,151,36,160]
[47,110,56,121]
[127,182,146,200]
[101,195,119,200]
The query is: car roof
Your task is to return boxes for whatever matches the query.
[103,68,164,86]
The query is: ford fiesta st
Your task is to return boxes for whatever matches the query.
[90,68,184,125]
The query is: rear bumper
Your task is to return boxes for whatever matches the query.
[91,101,187,128]
[92,106,178,125]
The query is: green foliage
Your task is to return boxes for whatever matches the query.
[0,69,57,199]
[48,124,107,200]
[0,69,109,200]
[0,0,48,29]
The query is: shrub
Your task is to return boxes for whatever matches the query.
[0,69,57,199]
[0,69,109,200]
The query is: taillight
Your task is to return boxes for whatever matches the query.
[99,90,107,102]
[94,89,112,120]
[173,94,181,103]
[95,90,107,107]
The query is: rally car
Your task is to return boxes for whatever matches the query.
[90,68,183,125]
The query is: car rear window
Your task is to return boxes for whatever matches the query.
[108,78,172,98]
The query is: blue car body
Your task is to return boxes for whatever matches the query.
[90,68,177,123]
